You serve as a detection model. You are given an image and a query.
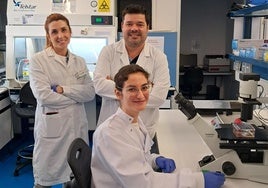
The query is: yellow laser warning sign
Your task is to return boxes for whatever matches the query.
[98,0,110,12]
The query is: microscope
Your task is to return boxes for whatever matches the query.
[175,90,268,184]
[238,73,261,121]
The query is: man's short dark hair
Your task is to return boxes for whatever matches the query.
[121,4,150,26]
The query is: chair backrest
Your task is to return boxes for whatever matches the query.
[15,82,36,118]
[184,67,204,86]
[19,82,36,106]
[182,67,204,97]
[67,138,92,188]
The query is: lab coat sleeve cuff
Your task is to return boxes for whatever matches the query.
[193,172,205,188]
[178,169,204,188]
[62,86,70,95]
[151,153,162,169]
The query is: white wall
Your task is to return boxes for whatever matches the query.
[152,0,181,89]
[152,0,180,32]
[180,0,234,66]
[151,0,235,92]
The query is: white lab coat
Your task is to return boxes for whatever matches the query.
[91,108,204,188]
[29,47,95,186]
[93,39,170,138]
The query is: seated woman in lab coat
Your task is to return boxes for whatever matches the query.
[91,64,225,188]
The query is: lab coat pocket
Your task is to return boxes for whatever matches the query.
[72,68,88,83]
[41,113,64,138]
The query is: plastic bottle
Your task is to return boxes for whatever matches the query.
[263,51,268,62]
[21,59,30,81]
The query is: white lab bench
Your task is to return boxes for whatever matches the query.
[156,110,268,188]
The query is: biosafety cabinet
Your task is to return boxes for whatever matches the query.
[6,0,118,130]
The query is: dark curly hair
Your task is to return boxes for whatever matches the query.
[114,64,149,91]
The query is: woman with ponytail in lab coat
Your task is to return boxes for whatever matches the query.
[29,13,95,188]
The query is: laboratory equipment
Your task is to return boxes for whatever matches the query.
[6,0,117,88]
[239,73,260,100]
[203,55,230,73]
[238,73,261,121]
[0,50,5,74]
[175,93,268,184]
[0,88,12,149]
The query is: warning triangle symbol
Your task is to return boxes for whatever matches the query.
[99,0,109,10]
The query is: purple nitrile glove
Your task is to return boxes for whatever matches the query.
[155,156,176,173]
[203,171,225,188]
[51,85,58,92]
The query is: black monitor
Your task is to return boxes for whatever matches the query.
[179,54,197,72]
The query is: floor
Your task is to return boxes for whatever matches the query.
[0,130,94,188]
[0,134,63,188]
[0,135,30,187]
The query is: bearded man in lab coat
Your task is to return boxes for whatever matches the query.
[93,4,170,148]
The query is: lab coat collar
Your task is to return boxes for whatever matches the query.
[45,47,75,65]
[116,39,150,58]
[115,107,135,124]
[45,47,60,57]
[115,107,154,152]
[115,107,146,127]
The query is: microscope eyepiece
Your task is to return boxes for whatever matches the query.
[174,93,197,120]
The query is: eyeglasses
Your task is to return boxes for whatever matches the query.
[117,84,152,95]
